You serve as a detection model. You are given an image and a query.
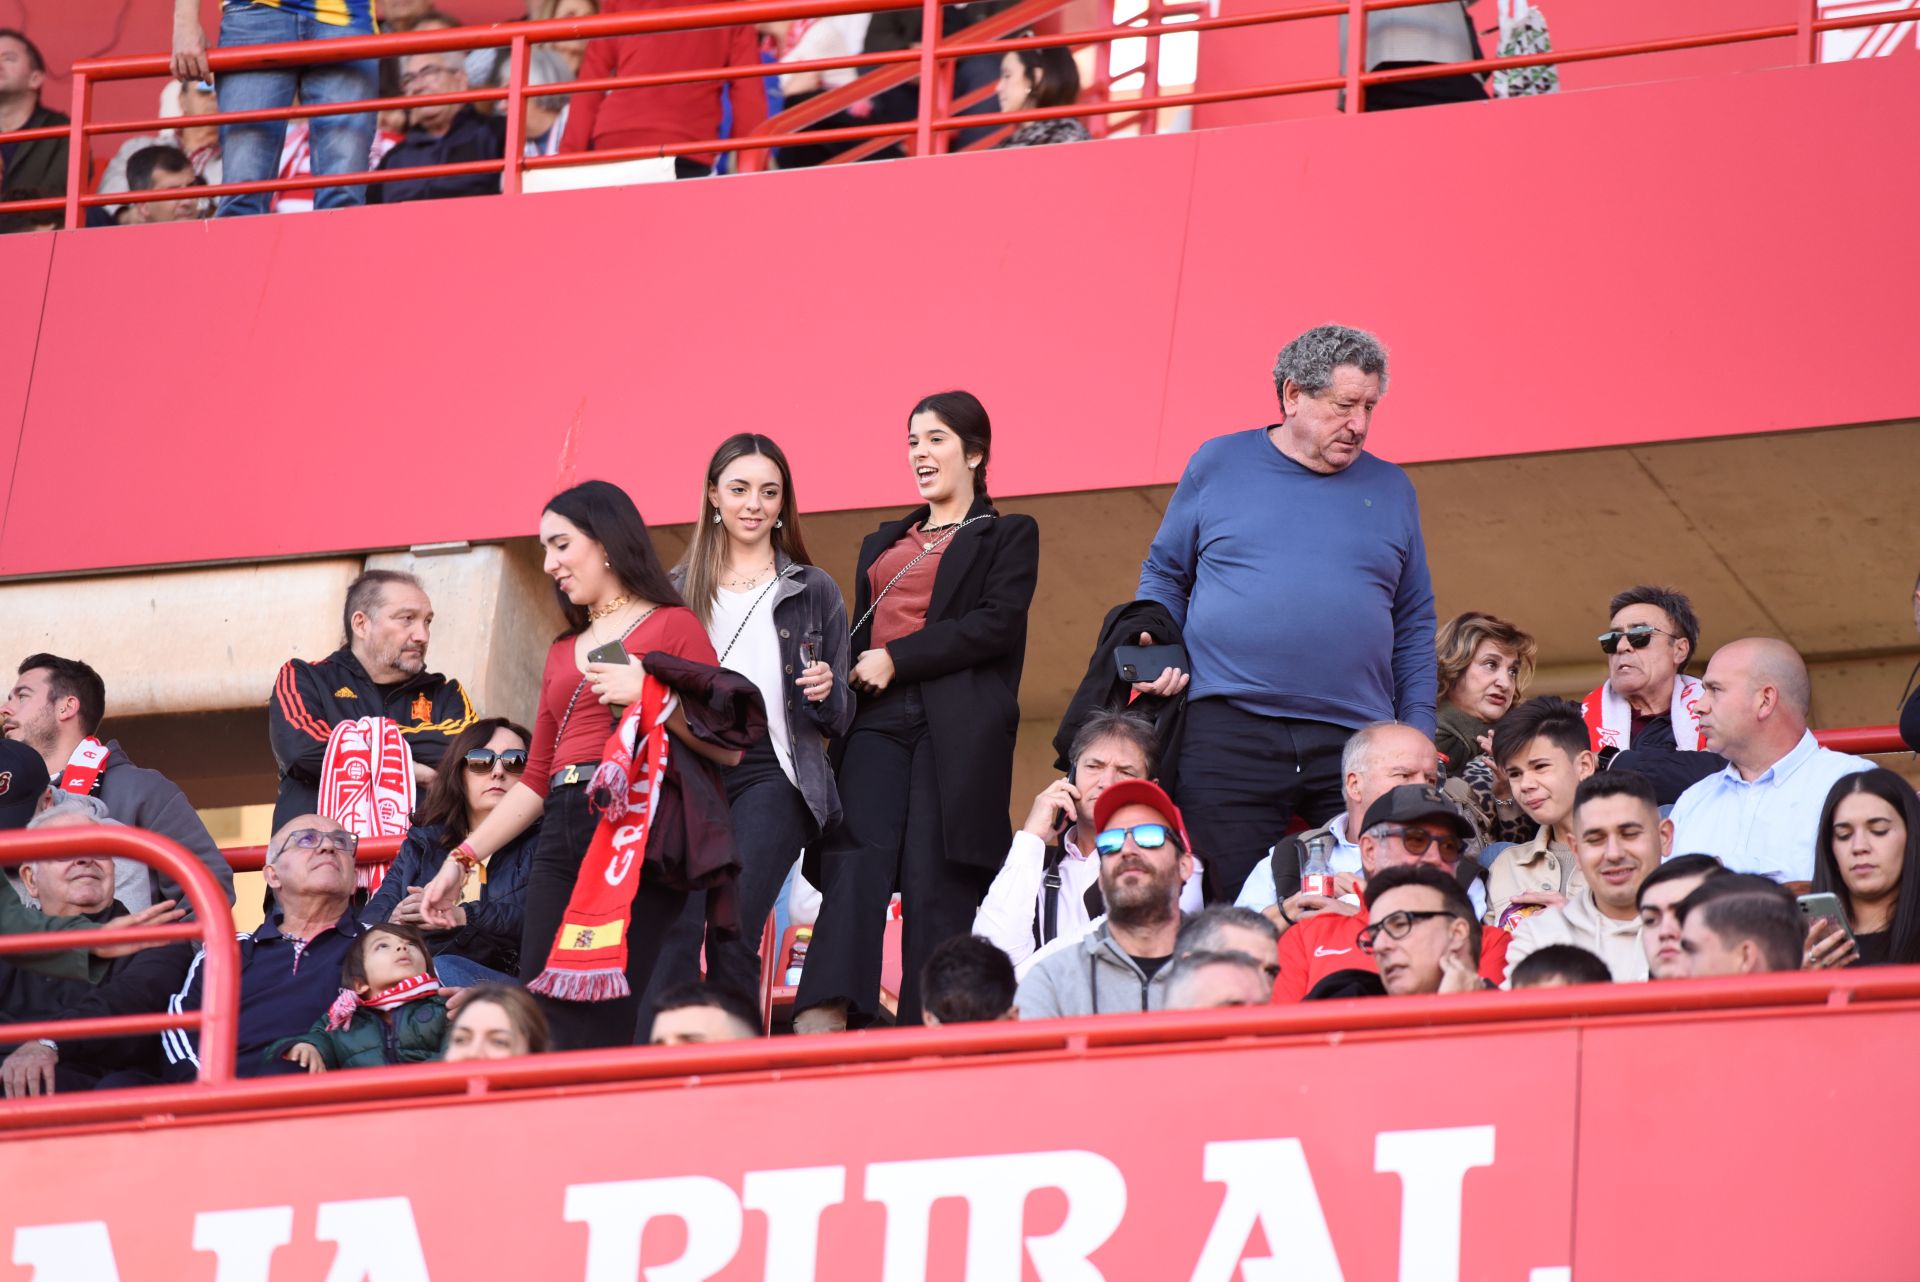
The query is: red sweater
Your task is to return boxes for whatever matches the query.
[559,0,770,168]
[1272,912,1512,1003]
[524,607,717,796]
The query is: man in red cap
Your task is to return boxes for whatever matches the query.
[1014,779,1194,1018]
[1275,783,1512,1002]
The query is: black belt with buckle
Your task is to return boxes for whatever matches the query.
[551,762,599,789]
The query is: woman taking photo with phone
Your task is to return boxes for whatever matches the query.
[794,391,1040,1031]
[659,433,853,999]
[1806,767,1920,968]
[418,479,739,1049]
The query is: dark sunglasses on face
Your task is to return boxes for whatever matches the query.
[464,749,528,775]
[1379,826,1464,861]
[1597,624,1680,655]
[1094,823,1182,857]
[1356,909,1458,954]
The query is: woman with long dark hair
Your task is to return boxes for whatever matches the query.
[652,434,854,1000]
[794,391,1040,1030]
[1807,767,1920,968]
[364,716,539,986]
[419,479,740,1048]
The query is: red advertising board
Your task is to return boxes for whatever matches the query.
[0,1031,1580,1281]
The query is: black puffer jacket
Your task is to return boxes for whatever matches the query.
[269,993,452,1071]
[361,821,540,976]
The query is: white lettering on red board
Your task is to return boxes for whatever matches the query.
[9,1126,1561,1281]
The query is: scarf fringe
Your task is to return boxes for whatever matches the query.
[527,967,632,1002]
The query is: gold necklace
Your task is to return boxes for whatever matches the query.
[722,558,776,590]
[588,594,633,621]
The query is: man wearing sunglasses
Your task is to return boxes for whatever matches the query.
[1014,780,1194,1019]
[1580,585,1725,804]
[157,816,365,1083]
[1273,784,1511,1002]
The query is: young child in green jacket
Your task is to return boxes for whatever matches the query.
[274,923,451,1072]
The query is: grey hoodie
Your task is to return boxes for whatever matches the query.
[1014,918,1178,1019]
[94,741,234,915]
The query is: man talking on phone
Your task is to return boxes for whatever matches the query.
[972,710,1203,969]
[1138,324,1438,902]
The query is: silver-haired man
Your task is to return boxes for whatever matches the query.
[1137,324,1438,902]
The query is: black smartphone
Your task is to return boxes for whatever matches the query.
[1115,643,1188,686]
[585,640,631,667]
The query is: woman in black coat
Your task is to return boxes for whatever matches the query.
[794,391,1040,1030]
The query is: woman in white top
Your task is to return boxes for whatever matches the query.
[659,434,854,1001]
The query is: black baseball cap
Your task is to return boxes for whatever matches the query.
[1359,783,1475,841]
[0,741,51,831]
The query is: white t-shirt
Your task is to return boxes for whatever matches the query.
[709,585,795,785]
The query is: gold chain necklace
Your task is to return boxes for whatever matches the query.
[721,558,777,590]
[588,594,633,621]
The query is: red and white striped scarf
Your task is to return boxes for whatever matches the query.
[325,972,443,1031]
[1581,674,1705,752]
[319,718,414,893]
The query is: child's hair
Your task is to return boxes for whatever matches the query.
[341,922,438,994]
[451,983,552,1054]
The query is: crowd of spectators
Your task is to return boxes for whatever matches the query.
[0,1,1535,227]
[0,320,1916,1098]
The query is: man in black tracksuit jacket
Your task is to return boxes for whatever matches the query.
[267,573,476,831]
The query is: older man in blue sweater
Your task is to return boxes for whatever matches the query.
[1138,324,1438,902]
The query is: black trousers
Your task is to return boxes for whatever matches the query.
[642,740,812,1027]
[520,780,689,1050]
[796,686,990,1027]
[1175,699,1348,903]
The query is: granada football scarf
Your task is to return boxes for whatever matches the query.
[324,972,443,1031]
[1582,674,1704,752]
[319,717,415,893]
[58,737,111,796]
[527,673,676,1002]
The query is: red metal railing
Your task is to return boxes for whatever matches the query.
[0,0,1895,228]
[0,827,240,1085]
[1813,724,1906,756]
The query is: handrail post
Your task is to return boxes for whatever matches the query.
[63,71,90,229]
[1343,0,1366,114]
[1141,0,1162,135]
[933,57,955,154]
[1797,0,1817,63]
[502,34,530,193]
[915,0,941,157]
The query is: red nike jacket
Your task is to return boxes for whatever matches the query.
[1272,911,1512,1002]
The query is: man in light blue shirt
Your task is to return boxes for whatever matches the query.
[1666,638,1872,883]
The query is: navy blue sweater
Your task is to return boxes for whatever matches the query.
[1138,428,1438,735]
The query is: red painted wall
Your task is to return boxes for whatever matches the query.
[2,55,1916,576]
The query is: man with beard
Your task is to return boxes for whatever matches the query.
[1015,780,1193,1018]
[268,570,476,830]
[3,654,231,912]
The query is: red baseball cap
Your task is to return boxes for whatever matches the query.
[1092,778,1190,851]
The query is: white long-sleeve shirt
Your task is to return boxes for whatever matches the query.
[973,828,1205,970]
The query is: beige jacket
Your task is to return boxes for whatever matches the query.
[1503,887,1650,984]
[1484,825,1585,926]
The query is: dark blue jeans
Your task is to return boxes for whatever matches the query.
[215,2,377,216]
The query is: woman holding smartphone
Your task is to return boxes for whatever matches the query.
[1806,767,1920,968]
[419,479,739,1049]
[659,433,854,999]
[794,391,1040,1030]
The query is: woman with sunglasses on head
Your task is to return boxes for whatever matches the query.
[649,434,854,1004]
[1580,584,1726,805]
[1805,767,1920,969]
[364,718,538,988]
[794,391,1040,1031]
[418,480,740,1049]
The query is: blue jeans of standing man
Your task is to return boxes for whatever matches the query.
[214,2,378,217]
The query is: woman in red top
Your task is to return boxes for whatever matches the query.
[420,480,737,1049]
[794,392,1040,1030]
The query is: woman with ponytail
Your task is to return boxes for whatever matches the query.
[794,391,1040,1030]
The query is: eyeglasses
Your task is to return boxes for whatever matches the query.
[1357,909,1459,954]
[279,828,357,858]
[464,749,528,776]
[399,65,457,89]
[1093,823,1182,857]
[1597,624,1682,655]
[1378,826,1465,862]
